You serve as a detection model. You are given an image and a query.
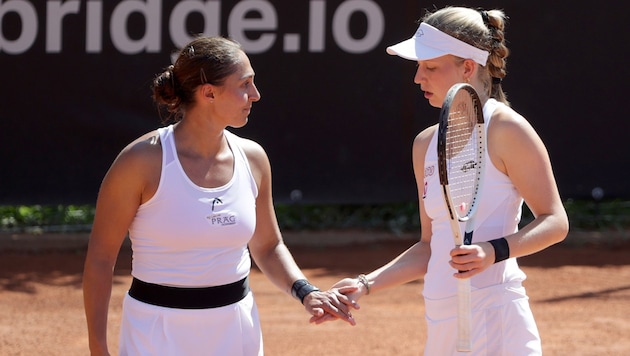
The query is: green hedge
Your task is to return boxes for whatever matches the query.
[1,200,628,234]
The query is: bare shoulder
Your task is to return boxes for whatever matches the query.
[489,104,547,154]
[107,130,162,181]
[227,132,269,185]
[94,129,163,207]
[412,123,438,155]
[229,133,268,164]
[117,130,162,164]
[488,104,549,174]
[489,105,537,139]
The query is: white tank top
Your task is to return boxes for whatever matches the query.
[422,99,527,300]
[129,125,258,287]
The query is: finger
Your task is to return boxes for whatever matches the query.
[336,285,359,294]
[452,265,477,279]
[326,292,350,311]
[309,313,337,324]
[310,307,324,317]
[342,313,356,326]
[343,298,360,310]
[335,291,360,309]
[309,292,356,325]
[311,313,337,323]
[330,278,354,289]
[450,251,475,267]
[325,305,356,326]
[453,271,469,279]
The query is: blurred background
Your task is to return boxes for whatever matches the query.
[1,0,628,208]
[1,6,627,356]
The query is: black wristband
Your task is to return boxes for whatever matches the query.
[489,238,510,263]
[291,279,320,304]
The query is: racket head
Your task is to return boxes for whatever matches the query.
[437,83,486,223]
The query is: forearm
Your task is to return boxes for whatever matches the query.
[363,241,430,295]
[251,241,309,296]
[83,258,115,354]
[504,212,568,259]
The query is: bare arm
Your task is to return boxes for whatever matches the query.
[240,138,357,325]
[83,133,160,355]
[324,126,436,304]
[450,107,569,277]
[495,109,568,251]
[358,126,436,293]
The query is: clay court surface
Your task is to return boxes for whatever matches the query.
[1,231,629,355]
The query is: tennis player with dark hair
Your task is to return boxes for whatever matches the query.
[83,36,357,355]
[318,6,569,354]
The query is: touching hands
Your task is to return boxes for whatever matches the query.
[308,278,369,325]
[303,286,359,326]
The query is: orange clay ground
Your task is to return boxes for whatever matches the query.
[1,231,629,355]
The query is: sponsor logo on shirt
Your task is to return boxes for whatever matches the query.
[423,165,435,199]
[202,197,237,226]
[209,214,236,226]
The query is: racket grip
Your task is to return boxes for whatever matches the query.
[457,278,472,352]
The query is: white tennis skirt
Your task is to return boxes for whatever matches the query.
[423,282,541,355]
[119,291,263,356]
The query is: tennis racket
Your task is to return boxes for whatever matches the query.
[437,83,486,352]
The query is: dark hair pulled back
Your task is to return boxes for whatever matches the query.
[152,36,243,121]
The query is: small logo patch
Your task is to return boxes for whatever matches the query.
[201,197,237,226]
[461,160,477,173]
[207,213,237,226]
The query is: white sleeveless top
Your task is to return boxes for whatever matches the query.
[422,99,527,300]
[128,125,258,287]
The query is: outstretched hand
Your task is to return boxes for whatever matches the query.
[309,279,366,325]
[303,285,359,326]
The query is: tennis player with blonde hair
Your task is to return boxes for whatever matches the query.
[319,6,569,355]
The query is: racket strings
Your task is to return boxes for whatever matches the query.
[445,96,481,217]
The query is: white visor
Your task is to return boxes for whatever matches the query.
[386,23,489,66]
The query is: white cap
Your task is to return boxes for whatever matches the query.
[386,23,489,66]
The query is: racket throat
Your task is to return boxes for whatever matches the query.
[463,230,473,245]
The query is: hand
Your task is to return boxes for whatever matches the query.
[303,286,359,326]
[449,242,494,278]
[309,277,368,325]
[333,277,368,303]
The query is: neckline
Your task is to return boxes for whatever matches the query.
[168,126,237,192]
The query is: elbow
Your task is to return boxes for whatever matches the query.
[554,212,570,244]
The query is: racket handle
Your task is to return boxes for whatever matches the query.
[457,278,472,352]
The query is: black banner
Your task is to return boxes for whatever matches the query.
[1,1,627,204]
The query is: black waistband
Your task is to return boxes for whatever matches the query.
[129,276,250,309]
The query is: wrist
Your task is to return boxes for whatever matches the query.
[488,237,510,263]
[291,279,320,304]
[356,274,371,295]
